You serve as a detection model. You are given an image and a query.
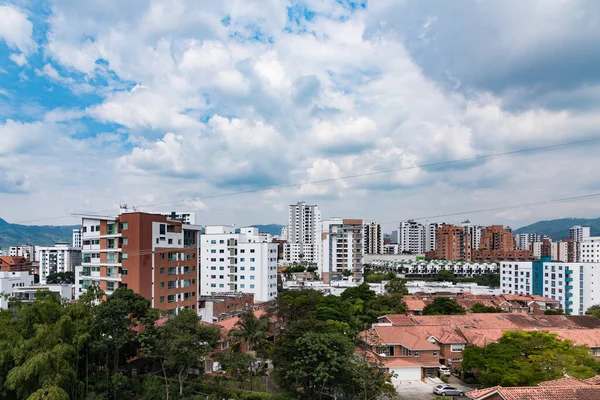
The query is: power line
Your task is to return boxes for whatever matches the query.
[11,136,600,225]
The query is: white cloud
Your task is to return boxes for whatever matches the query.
[0,5,37,60]
[9,52,27,66]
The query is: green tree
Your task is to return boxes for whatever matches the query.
[462,330,600,387]
[470,303,503,313]
[385,278,408,295]
[215,351,254,389]
[315,295,353,325]
[435,270,456,282]
[274,289,323,328]
[228,310,269,355]
[423,297,466,315]
[45,271,75,284]
[154,309,220,397]
[586,304,600,318]
[340,283,376,303]
[544,309,565,315]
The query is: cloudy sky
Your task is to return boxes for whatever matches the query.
[2,0,600,232]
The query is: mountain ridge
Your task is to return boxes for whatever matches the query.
[512,217,600,240]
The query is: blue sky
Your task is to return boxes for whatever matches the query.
[2,0,600,230]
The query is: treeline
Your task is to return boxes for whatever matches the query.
[0,281,409,400]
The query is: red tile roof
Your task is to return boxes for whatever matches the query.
[550,329,600,348]
[364,326,440,350]
[538,377,590,387]
[468,375,600,399]
[383,358,421,368]
[583,375,600,385]
[378,314,416,325]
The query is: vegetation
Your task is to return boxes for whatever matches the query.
[470,303,503,313]
[423,297,466,315]
[544,309,565,315]
[364,268,397,283]
[45,271,75,284]
[462,331,600,387]
[585,304,600,318]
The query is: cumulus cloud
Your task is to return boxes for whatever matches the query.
[3,0,600,228]
[0,4,37,64]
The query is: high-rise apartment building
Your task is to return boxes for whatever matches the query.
[0,256,34,309]
[580,237,600,263]
[515,233,544,251]
[318,219,363,283]
[461,220,484,250]
[363,221,383,255]
[159,211,197,225]
[570,226,591,243]
[399,220,425,254]
[9,245,35,261]
[425,222,440,253]
[501,257,600,315]
[479,225,515,252]
[435,224,471,261]
[72,229,82,249]
[74,212,201,315]
[200,226,278,303]
[38,243,82,282]
[286,201,321,264]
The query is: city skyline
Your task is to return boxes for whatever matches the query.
[3,1,600,228]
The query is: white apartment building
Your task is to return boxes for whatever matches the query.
[425,222,440,253]
[570,225,591,242]
[363,221,383,255]
[159,211,197,225]
[369,259,499,278]
[72,229,82,249]
[9,245,35,261]
[0,269,34,309]
[317,218,363,283]
[461,221,484,250]
[38,243,82,282]
[200,226,278,303]
[286,201,321,264]
[580,237,600,263]
[399,220,425,254]
[280,226,289,241]
[384,244,399,255]
[500,259,600,315]
[515,233,544,251]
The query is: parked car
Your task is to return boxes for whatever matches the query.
[433,384,465,397]
[438,365,451,376]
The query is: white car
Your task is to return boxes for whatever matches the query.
[438,365,451,376]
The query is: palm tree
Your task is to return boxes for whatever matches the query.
[228,310,269,354]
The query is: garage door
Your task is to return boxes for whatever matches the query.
[389,366,422,381]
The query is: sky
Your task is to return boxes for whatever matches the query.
[2,0,600,232]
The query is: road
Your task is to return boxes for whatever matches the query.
[393,376,477,400]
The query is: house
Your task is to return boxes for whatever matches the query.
[467,375,600,399]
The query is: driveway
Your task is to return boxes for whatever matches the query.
[393,376,477,400]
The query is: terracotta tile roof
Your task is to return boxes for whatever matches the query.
[550,329,600,348]
[408,313,600,330]
[583,375,600,385]
[498,386,600,400]
[538,377,590,387]
[383,358,421,367]
[402,296,428,312]
[365,326,440,350]
[378,314,416,325]
[467,386,500,399]
[402,325,467,344]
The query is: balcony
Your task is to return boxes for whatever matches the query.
[566,277,573,283]
[566,285,573,290]
[566,293,573,298]
[566,300,573,305]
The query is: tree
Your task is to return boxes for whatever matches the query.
[586,305,600,318]
[423,297,466,315]
[544,309,565,315]
[340,283,376,303]
[45,271,75,284]
[215,351,254,389]
[274,289,323,328]
[470,303,503,313]
[462,330,600,387]
[385,278,409,295]
[154,309,220,396]
[228,310,269,355]
[435,270,456,282]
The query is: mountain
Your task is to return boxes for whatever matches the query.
[249,224,285,236]
[513,217,600,240]
[0,218,79,249]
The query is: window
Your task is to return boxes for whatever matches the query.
[120,222,128,230]
[240,284,245,288]
[211,275,216,279]
[160,282,165,288]
[219,249,224,253]
[240,267,245,271]
[121,268,128,276]
[122,253,128,260]
[160,224,166,235]
[210,283,216,288]
[160,267,165,274]
[414,352,419,357]
[168,281,177,289]
[107,281,115,291]
[250,276,255,280]
[122,238,128,245]
[250,267,255,271]
[376,345,394,357]
[250,258,255,262]
[240,275,245,280]
[250,249,255,253]
[211,266,216,270]
[240,258,245,262]
[250,284,255,289]
[168,295,176,303]
[160,296,164,303]
[240,249,245,253]
[168,239,173,244]
[211,249,216,253]
[219,266,224,270]
[450,344,464,352]
[211,240,216,244]
[401,347,411,357]
[168,267,177,275]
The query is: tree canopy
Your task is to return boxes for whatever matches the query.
[45,271,75,284]
[586,304,600,318]
[423,297,466,315]
[470,303,503,313]
[462,330,600,387]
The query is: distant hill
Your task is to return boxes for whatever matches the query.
[248,224,285,236]
[0,218,78,249]
[513,217,600,240]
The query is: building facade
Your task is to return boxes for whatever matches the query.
[0,256,35,309]
[399,220,426,254]
[479,225,515,252]
[435,224,471,261]
[73,229,82,249]
[286,201,322,264]
[318,218,364,283]
[9,245,35,261]
[159,211,197,225]
[461,220,484,251]
[580,237,600,263]
[570,225,591,243]
[74,212,201,315]
[500,257,600,315]
[37,243,82,282]
[200,226,278,303]
[363,221,383,255]
[515,233,544,251]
